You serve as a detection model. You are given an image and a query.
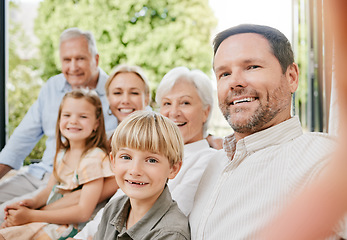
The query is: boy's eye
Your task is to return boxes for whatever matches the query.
[62,114,70,117]
[147,158,158,164]
[80,115,87,119]
[120,155,131,160]
[113,92,121,95]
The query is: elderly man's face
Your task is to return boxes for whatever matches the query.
[60,36,99,89]
[214,33,298,140]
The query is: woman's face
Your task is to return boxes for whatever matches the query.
[107,72,148,122]
[160,80,210,144]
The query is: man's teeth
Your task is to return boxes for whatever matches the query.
[232,97,256,105]
[120,109,134,113]
[128,180,146,185]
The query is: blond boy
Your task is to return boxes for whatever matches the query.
[94,111,190,240]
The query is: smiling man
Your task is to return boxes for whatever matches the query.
[189,24,340,239]
[0,28,118,224]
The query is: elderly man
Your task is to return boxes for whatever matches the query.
[189,24,341,239]
[0,28,117,223]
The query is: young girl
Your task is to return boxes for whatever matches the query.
[0,89,114,240]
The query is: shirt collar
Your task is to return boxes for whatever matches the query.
[111,185,173,239]
[224,116,303,161]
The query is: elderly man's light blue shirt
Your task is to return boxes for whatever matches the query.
[0,68,118,179]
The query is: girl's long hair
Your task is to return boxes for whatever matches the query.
[53,89,108,183]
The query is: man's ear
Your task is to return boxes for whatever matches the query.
[94,54,99,67]
[168,162,182,180]
[286,63,299,93]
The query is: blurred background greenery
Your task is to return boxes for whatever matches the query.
[8,0,327,165]
[8,0,219,163]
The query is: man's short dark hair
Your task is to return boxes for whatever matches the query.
[213,24,294,73]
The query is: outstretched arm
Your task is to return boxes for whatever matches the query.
[4,173,57,218]
[5,178,104,226]
[41,176,118,211]
[259,1,347,239]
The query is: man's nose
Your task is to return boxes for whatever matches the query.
[228,70,248,89]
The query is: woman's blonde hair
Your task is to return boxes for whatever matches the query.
[105,64,151,103]
[53,89,108,182]
[111,111,184,167]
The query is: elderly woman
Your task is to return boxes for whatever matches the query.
[155,66,217,215]
[70,66,217,239]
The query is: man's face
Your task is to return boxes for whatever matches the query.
[214,33,298,140]
[60,36,99,89]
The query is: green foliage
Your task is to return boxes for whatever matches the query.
[293,0,309,129]
[8,2,46,164]
[34,0,217,97]
[7,0,217,165]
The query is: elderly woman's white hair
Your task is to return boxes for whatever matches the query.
[155,66,214,136]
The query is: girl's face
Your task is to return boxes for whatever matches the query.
[107,72,148,122]
[160,80,210,144]
[111,147,180,208]
[59,97,98,145]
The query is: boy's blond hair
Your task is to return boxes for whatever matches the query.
[111,111,183,166]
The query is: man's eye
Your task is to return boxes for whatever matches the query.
[248,65,260,70]
[219,72,230,79]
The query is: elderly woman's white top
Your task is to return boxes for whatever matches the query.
[169,139,216,216]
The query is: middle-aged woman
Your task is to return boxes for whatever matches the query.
[105,64,151,137]
[91,63,152,204]
[70,66,217,239]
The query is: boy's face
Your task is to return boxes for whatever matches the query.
[111,148,181,206]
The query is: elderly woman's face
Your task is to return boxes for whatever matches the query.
[160,80,209,144]
[107,72,148,122]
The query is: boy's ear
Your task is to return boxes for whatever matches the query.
[109,152,116,173]
[168,162,182,180]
